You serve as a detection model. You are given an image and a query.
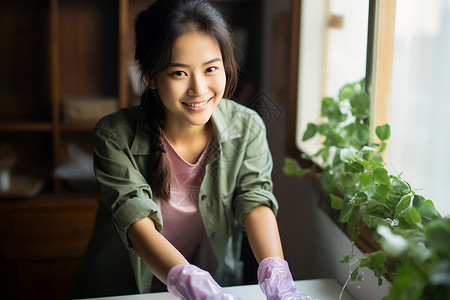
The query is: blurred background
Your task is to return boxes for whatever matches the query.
[6,0,447,299]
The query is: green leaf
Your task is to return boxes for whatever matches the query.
[359,256,371,268]
[373,166,390,185]
[323,127,345,147]
[339,83,356,101]
[330,193,344,210]
[350,93,371,118]
[366,199,391,217]
[340,255,350,263]
[391,177,411,195]
[424,218,450,255]
[367,216,392,228]
[348,207,362,231]
[386,262,426,300]
[375,124,391,141]
[359,172,373,187]
[339,204,354,223]
[321,97,344,123]
[378,142,387,153]
[345,161,365,173]
[370,251,386,270]
[350,226,360,241]
[282,158,309,177]
[369,251,387,278]
[351,268,359,281]
[418,199,442,221]
[412,194,426,208]
[353,192,368,205]
[372,152,384,164]
[356,123,370,146]
[302,123,318,141]
[374,184,390,204]
[403,207,423,227]
[396,195,412,216]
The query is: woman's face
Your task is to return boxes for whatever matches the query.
[153,31,226,129]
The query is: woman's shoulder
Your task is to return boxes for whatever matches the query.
[95,106,143,132]
[213,99,267,141]
[94,106,145,143]
[216,99,264,125]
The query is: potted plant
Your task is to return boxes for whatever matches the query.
[284,79,450,300]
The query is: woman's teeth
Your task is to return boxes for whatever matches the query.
[185,99,209,108]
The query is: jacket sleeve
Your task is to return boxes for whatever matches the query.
[233,111,279,228]
[93,125,163,250]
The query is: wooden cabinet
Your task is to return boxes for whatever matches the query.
[0,0,262,299]
[0,197,98,300]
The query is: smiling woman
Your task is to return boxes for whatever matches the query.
[74,1,317,299]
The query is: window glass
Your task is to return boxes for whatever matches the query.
[296,0,369,157]
[388,0,450,216]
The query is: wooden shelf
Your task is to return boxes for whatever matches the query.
[0,122,53,132]
[60,122,96,132]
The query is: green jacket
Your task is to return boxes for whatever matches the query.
[75,99,278,298]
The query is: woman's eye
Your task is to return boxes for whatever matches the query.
[206,67,217,73]
[173,71,187,77]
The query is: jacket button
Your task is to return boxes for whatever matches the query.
[201,194,207,200]
[211,232,217,239]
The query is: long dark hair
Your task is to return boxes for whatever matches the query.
[134,0,239,200]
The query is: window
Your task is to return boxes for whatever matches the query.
[295,0,370,161]
[290,0,450,217]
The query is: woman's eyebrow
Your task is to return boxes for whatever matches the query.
[168,57,222,68]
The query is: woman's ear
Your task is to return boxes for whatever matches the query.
[147,75,156,89]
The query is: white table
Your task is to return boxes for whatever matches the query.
[81,278,354,300]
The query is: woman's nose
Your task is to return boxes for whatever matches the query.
[187,74,208,96]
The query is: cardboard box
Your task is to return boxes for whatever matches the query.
[62,96,118,123]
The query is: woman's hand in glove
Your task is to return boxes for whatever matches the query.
[167,264,242,300]
[257,257,318,300]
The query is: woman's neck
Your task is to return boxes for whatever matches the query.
[164,121,211,145]
[163,121,213,164]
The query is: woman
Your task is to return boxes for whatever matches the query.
[75,0,316,299]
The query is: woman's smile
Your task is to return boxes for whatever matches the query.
[182,97,213,110]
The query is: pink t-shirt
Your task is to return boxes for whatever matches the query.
[159,136,211,261]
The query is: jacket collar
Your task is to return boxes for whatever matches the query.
[211,99,242,143]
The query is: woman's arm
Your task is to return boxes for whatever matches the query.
[127,217,188,284]
[245,206,318,300]
[243,205,284,263]
[128,217,242,299]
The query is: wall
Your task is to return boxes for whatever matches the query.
[257,1,391,299]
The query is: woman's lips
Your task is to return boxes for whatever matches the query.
[182,97,212,110]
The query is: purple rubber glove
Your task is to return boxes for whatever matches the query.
[257,257,318,300]
[167,264,242,300]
